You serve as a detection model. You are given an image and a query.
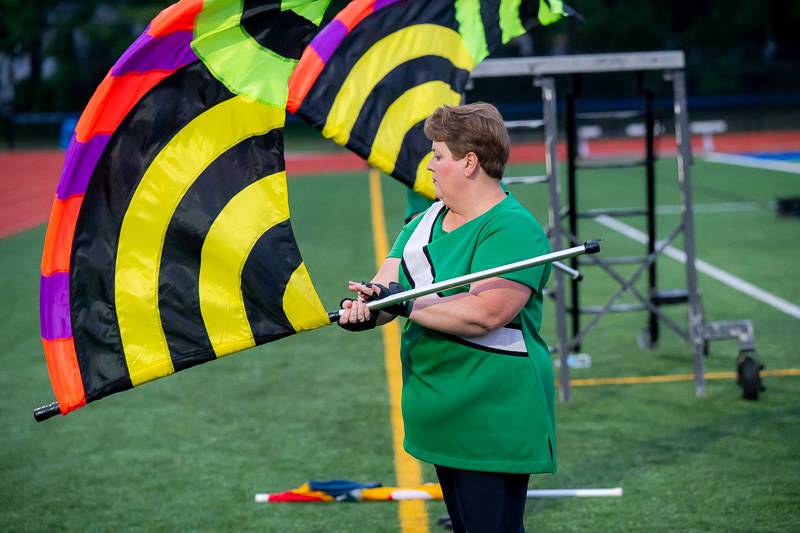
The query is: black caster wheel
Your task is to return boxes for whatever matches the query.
[736,352,765,401]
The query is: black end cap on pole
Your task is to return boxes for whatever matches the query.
[33,401,61,422]
[584,239,601,254]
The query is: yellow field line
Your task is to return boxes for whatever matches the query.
[570,368,800,387]
[369,169,428,533]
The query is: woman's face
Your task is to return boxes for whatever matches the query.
[427,140,466,202]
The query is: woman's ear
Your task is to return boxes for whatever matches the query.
[464,151,479,176]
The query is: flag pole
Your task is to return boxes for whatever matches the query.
[327,240,600,322]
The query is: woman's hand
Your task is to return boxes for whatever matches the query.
[337,258,402,332]
[338,293,378,331]
[347,280,379,300]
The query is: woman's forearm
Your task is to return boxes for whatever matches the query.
[409,293,496,336]
[408,280,531,337]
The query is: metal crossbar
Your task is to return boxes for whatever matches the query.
[502,175,549,185]
[576,110,642,120]
[560,224,690,349]
[471,51,685,77]
[505,119,545,129]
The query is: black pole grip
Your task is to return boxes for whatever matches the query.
[584,239,601,254]
[328,311,340,323]
[33,401,61,422]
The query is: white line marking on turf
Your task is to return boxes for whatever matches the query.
[702,152,800,174]
[655,201,774,215]
[594,215,800,319]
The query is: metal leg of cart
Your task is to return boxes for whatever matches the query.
[538,76,573,402]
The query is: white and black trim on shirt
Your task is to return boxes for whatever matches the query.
[400,202,528,357]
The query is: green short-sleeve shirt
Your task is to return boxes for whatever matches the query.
[388,193,556,474]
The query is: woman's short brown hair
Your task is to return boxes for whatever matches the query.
[423,102,510,179]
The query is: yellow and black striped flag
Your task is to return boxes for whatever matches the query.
[287,0,571,199]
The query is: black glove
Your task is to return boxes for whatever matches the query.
[366,282,412,317]
[336,297,379,331]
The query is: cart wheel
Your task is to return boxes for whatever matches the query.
[736,352,764,401]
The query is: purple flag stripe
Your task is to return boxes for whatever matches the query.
[112,30,197,76]
[57,134,111,199]
[374,0,406,10]
[40,272,72,341]
[310,19,348,64]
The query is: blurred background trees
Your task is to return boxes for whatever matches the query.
[548,0,800,95]
[1,1,168,113]
[0,0,797,127]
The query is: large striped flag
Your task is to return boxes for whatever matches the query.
[288,0,572,199]
[39,0,333,416]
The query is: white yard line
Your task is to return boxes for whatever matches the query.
[594,215,800,320]
[702,152,800,174]
[655,201,774,215]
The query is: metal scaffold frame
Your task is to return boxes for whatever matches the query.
[470,51,759,402]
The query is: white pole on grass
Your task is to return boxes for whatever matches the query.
[527,487,623,498]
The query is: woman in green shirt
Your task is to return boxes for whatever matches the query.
[339,102,553,533]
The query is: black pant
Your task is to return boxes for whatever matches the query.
[435,465,530,533]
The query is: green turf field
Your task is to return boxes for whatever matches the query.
[1,157,798,531]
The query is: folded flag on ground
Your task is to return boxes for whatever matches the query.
[254,479,443,503]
